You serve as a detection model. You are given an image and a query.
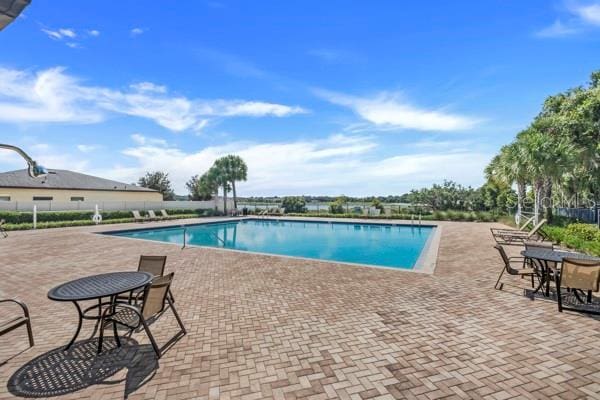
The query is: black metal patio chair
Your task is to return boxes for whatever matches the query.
[1,299,34,348]
[99,272,186,358]
[556,258,600,315]
[494,245,537,290]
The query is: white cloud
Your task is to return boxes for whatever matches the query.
[130,27,145,36]
[315,89,479,132]
[130,133,167,146]
[77,144,102,153]
[59,28,76,38]
[88,134,491,196]
[571,3,600,25]
[41,28,76,40]
[130,82,167,93]
[535,20,579,37]
[0,67,306,131]
[536,1,600,37]
[87,29,100,37]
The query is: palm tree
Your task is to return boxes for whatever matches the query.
[223,155,247,209]
[209,163,231,214]
[517,128,575,223]
[213,155,248,212]
[485,143,529,220]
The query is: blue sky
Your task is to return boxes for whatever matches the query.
[1,0,599,196]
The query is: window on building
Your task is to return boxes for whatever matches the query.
[0,196,10,201]
[32,196,53,201]
[70,196,85,202]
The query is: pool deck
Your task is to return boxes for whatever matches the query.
[1,218,599,399]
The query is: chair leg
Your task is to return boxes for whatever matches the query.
[112,322,121,348]
[98,323,105,354]
[556,275,563,312]
[494,268,505,290]
[26,319,34,347]
[168,297,186,334]
[140,319,161,358]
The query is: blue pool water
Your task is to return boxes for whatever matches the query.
[107,219,434,269]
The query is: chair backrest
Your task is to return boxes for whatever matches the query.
[132,210,142,219]
[138,255,167,277]
[0,219,4,226]
[148,210,157,218]
[141,272,174,320]
[527,219,547,238]
[160,209,169,217]
[560,258,600,292]
[519,215,535,230]
[494,245,519,274]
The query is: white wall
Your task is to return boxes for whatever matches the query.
[0,199,224,212]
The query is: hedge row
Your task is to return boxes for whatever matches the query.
[0,208,216,224]
[2,213,202,231]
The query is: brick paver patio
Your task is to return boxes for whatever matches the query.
[1,219,599,399]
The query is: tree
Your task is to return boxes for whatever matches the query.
[208,163,231,214]
[213,155,248,209]
[485,143,528,217]
[281,196,307,213]
[186,172,219,201]
[138,171,175,200]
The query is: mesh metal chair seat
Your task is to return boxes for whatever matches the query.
[99,273,186,358]
[494,245,537,290]
[556,258,600,315]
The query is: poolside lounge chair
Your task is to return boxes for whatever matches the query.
[160,209,172,219]
[99,272,186,358]
[132,210,148,223]
[148,210,161,220]
[556,258,600,315]
[1,299,34,348]
[490,219,548,245]
[0,219,7,238]
[494,245,537,290]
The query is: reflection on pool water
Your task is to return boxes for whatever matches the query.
[107,219,434,269]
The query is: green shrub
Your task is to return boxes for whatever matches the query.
[565,223,600,242]
[543,224,600,257]
[281,196,307,213]
[328,201,345,214]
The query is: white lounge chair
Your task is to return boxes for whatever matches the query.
[132,210,149,223]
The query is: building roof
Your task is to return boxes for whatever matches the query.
[0,169,158,192]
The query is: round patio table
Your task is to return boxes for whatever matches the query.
[48,271,153,350]
[521,248,600,297]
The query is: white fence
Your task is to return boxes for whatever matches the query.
[0,199,235,212]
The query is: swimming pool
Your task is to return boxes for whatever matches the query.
[106,219,437,270]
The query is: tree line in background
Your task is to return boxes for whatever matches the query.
[486,71,600,223]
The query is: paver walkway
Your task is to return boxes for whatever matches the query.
[0,219,599,399]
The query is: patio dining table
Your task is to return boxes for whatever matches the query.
[521,248,600,297]
[48,271,153,351]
